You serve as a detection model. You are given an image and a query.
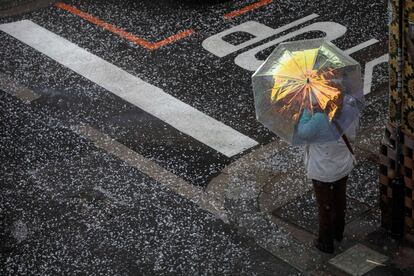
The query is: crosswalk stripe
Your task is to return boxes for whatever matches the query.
[0,20,258,157]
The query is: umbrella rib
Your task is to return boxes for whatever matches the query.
[268,53,301,75]
[271,63,304,80]
[284,84,306,105]
[274,74,305,81]
[314,49,343,73]
[281,85,307,121]
[285,50,306,78]
[311,81,340,98]
[314,51,347,74]
[318,67,336,77]
[297,85,308,119]
[318,66,351,80]
[314,55,331,72]
[303,48,318,72]
[308,46,321,71]
[276,82,305,99]
[320,82,339,92]
[272,83,296,102]
[303,51,308,72]
[310,83,341,119]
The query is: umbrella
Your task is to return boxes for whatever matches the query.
[252,38,364,145]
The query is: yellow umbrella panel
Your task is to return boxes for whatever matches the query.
[270,48,343,122]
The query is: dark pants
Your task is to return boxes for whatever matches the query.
[312,176,348,249]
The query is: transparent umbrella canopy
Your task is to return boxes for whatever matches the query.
[252,38,364,145]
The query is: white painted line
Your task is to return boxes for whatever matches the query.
[344,38,379,55]
[363,54,389,95]
[234,20,347,71]
[0,20,258,157]
[202,14,319,58]
[72,124,227,222]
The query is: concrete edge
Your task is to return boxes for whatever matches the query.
[71,124,229,223]
[0,72,40,102]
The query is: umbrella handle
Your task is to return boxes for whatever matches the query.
[332,120,354,155]
[341,134,354,155]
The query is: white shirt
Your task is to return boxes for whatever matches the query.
[304,120,358,182]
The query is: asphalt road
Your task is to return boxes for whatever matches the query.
[0,0,388,274]
[0,0,387,187]
[1,89,302,275]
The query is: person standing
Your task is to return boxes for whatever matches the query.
[297,108,358,254]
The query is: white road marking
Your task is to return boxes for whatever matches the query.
[234,21,348,71]
[344,38,379,55]
[202,14,319,57]
[203,17,386,95]
[363,54,389,95]
[0,20,258,157]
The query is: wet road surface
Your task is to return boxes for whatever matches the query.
[0,0,387,187]
[0,90,299,274]
[0,0,387,274]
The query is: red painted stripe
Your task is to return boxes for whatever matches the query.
[152,29,195,48]
[55,2,194,50]
[224,0,272,19]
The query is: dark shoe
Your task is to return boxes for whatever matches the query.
[334,233,343,243]
[313,239,334,254]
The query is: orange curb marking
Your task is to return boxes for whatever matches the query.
[55,2,194,50]
[224,0,272,19]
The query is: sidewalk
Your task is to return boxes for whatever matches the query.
[206,86,414,275]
